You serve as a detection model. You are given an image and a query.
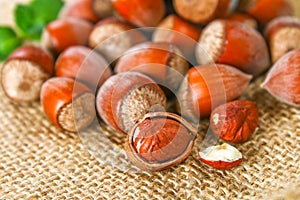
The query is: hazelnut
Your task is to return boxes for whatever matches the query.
[1,45,54,102]
[41,18,93,54]
[177,64,252,120]
[92,0,114,18]
[237,0,294,25]
[55,45,111,89]
[210,100,259,143]
[261,49,300,107]
[114,42,189,92]
[59,0,100,23]
[88,17,146,62]
[112,0,165,27]
[264,16,300,63]
[96,72,167,133]
[125,112,197,171]
[196,19,270,76]
[40,77,96,132]
[199,143,243,170]
[152,14,202,58]
[226,12,258,29]
[174,0,239,24]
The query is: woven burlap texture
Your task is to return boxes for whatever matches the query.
[0,66,299,200]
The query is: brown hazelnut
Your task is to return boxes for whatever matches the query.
[237,0,294,25]
[112,0,165,27]
[264,16,300,63]
[196,19,270,76]
[55,45,111,89]
[59,0,100,23]
[261,49,300,107]
[1,45,54,102]
[88,17,146,62]
[40,77,95,132]
[177,64,252,120]
[226,12,258,29]
[152,14,202,58]
[114,42,189,91]
[96,72,167,133]
[92,0,114,18]
[125,112,197,171]
[210,100,259,143]
[41,18,93,54]
[174,0,238,24]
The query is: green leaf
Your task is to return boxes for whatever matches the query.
[14,0,64,40]
[0,27,22,61]
[30,0,64,22]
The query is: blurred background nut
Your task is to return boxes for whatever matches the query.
[88,17,146,62]
[55,45,111,89]
[264,16,300,63]
[41,17,93,54]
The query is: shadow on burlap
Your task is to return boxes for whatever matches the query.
[0,67,299,200]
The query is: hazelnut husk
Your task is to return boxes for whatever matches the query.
[210,100,259,143]
[261,49,300,107]
[96,72,167,133]
[125,112,197,171]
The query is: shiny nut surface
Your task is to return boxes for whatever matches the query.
[125,112,197,171]
[210,100,259,143]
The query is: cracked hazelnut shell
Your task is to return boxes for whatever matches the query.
[125,112,197,171]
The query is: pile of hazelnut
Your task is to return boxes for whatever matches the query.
[1,0,299,171]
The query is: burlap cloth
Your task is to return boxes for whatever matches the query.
[0,1,300,199]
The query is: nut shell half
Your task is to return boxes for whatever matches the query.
[125,112,197,171]
[199,143,242,170]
